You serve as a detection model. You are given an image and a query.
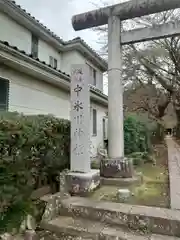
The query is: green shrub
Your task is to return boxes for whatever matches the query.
[128,152,145,166]
[0,112,70,233]
[124,116,151,155]
[91,160,100,169]
[128,152,154,166]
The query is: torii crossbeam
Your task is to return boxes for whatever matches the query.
[72,0,180,30]
[71,0,180,178]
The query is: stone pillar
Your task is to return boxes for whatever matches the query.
[66,65,100,195]
[70,65,90,173]
[108,15,124,159]
[100,16,133,178]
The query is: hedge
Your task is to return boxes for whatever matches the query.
[0,112,70,233]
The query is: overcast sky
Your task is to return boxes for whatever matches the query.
[15,0,122,52]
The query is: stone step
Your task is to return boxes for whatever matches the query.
[60,197,180,237]
[41,215,180,240]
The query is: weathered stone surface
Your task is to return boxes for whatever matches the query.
[100,157,134,178]
[38,230,88,240]
[72,0,180,30]
[31,186,51,200]
[66,169,100,196]
[121,20,180,45]
[24,230,38,240]
[117,189,131,202]
[41,215,180,240]
[0,233,25,240]
[0,233,14,240]
[26,215,37,231]
[58,169,70,194]
[100,175,141,186]
[40,169,70,223]
[60,197,180,237]
[166,137,180,210]
[41,193,66,223]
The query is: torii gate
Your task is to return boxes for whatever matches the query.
[71,0,180,178]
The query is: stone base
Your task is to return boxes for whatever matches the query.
[100,175,142,186]
[66,169,100,196]
[100,157,134,178]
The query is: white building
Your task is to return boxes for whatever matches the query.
[0,0,108,158]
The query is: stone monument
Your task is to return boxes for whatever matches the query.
[71,0,180,178]
[66,64,100,195]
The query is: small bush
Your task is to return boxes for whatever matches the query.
[0,112,70,233]
[91,160,100,169]
[124,116,152,155]
[128,152,154,166]
[128,152,145,166]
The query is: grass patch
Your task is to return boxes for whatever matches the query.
[90,144,170,208]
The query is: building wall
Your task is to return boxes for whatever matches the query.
[0,65,107,157]
[38,40,62,69]
[0,10,104,93]
[0,65,70,118]
[90,103,107,158]
[62,50,103,91]
[0,12,31,53]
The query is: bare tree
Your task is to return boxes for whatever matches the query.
[93,1,180,134]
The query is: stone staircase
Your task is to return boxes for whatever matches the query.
[40,196,180,239]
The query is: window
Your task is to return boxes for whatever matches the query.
[87,64,97,86]
[92,109,97,136]
[0,78,9,111]
[92,68,97,86]
[103,118,106,140]
[103,117,108,140]
[49,56,53,66]
[54,58,57,69]
[31,34,39,58]
[49,56,58,68]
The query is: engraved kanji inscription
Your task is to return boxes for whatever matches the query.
[72,68,83,82]
[73,144,84,156]
[74,84,82,97]
[72,68,82,75]
[74,128,84,137]
[73,100,83,111]
[71,65,90,172]
[74,114,84,124]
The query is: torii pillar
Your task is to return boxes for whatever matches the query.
[71,0,180,178]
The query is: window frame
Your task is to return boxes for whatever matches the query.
[54,58,58,69]
[31,34,39,58]
[92,68,97,86]
[86,63,97,87]
[92,108,97,136]
[49,56,54,67]
[0,78,9,111]
[49,56,58,68]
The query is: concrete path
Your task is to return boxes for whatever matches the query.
[166,136,180,210]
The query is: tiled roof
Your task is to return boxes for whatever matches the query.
[9,1,107,68]
[0,40,108,100]
[64,37,107,68]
